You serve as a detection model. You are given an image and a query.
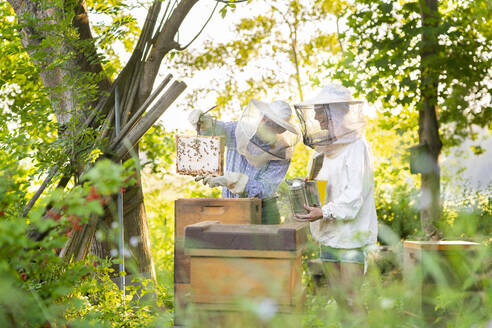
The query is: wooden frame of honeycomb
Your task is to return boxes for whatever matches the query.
[176,135,224,176]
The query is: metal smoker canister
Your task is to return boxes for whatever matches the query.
[304,180,321,207]
[287,179,309,215]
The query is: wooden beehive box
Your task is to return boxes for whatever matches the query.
[176,135,224,176]
[403,240,481,321]
[184,221,307,317]
[174,198,262,326]
[174,198,262,284]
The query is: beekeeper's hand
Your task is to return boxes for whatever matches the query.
[188,109,202,130]
[195,176,206,182]
[295,205,332,222]
[202,172,249,194]
[188,109,213,132]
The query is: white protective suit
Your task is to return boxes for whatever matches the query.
[298,84,378,249]
[308,140,378,248]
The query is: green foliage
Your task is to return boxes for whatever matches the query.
[327,0,491,148]
[86,0,141,78]
[0,1,56,178]
[366,110,422,240]
[439,187,492,240]
[140,125,176,175]
[0,159,174,327]
[66,272,173,327]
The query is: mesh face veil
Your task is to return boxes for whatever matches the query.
[294,85,367,156]
[235,99,300,168]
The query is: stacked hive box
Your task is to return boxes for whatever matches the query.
[184,221,307,325]
[403,240,481,321]
[174,198,261,325]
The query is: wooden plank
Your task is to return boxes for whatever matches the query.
[184,221,308,251]
[186,306,303,328]
[290,254,303,305]
[193,302,299,313]
[185,248,300,259]
[189,256,296,305]
[174,248,190,283]
[114,80,186,159]
[175,198,262,239]
[403,240,481,250]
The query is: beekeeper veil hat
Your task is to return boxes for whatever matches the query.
[236,99,299,168]
[294,84,366,156]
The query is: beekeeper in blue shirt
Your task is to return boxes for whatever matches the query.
[294,84,377,309]
[188,99,299,224]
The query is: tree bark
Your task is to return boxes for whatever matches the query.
[90,0,197,279]
[7,0,110,126]
[90,161,155,278]
[9,0,199,280]
[418,0,442,238]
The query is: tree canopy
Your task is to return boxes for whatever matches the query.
[329,0,491,147]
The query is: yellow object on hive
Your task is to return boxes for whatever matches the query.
[315,180,327,205]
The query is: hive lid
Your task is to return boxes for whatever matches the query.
[184,221,308,251]
[403,240,481,250]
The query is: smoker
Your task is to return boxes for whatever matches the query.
[286,178,322,215]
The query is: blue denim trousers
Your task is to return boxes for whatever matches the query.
[320,245,366,265]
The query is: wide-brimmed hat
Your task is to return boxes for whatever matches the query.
[249,99,299,134]
[298,84,363,106]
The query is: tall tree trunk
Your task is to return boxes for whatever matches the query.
[91,0,198,280]
[9,0,199,280]
[7,0,110,128]
[418,0,442,238]
[122,167,155,277]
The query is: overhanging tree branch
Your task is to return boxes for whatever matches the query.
[178,0,220,51]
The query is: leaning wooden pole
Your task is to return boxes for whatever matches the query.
[114,81,187,159]
[110,74,173,150]
[60,80,187,262]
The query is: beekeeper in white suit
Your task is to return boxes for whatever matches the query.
[294,83,377,309]
[188,99,299,224]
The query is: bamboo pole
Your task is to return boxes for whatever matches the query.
[110,74,172,150]
[113,80,186,159]
[59,214,98,261]
[120,62,142,127]
[60,80,186,261]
